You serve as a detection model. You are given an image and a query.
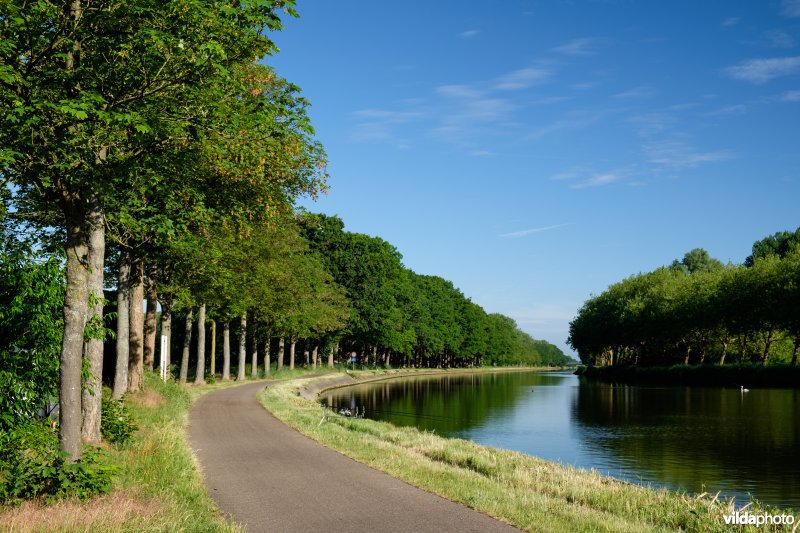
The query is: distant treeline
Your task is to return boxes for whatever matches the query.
[568,228,800,367]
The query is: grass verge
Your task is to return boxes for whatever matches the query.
[260,371,790,533]
[0,368,326,533]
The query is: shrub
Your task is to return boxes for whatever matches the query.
[0,423,116,503]
[101,388,137,445]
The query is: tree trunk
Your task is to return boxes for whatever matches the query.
[112,251,130,399]
[194,304,206,384]
[210,320,216,378]
[304,349,310,367]
[222,321,231,380]
[159,300,172,379]
[81,199,105,444]
[289,336,296,370]
[237,313,247,381]
[761,329,774,365]
[719,337,729,366]
[143,262,158,371]
[738,334,748,364]
[251,327,258,378]
[59,197,89,462]
[263,332,271,377]
[127,256,144,391]
[312,345,318,369]
[277,337,285,371]
[179,309,193,384]
[791,337,799,367]
[328,343,335,368]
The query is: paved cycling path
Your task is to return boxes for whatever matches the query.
[188,381,520,533]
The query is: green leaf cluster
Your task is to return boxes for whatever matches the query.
[569,232,800,367]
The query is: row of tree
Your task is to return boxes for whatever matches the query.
[1,0,567,465]
[568,229,800,367]
[161,212,570,384]
[1,0,326,462]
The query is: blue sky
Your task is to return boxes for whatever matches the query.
[269,1,800,355]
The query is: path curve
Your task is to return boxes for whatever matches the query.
[188,381,520,533]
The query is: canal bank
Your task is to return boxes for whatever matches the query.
[259,370,787,532]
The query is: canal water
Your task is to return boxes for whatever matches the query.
[322,371,800,509]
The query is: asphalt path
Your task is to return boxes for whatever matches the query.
[188,381,521,533]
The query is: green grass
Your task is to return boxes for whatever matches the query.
[260,372,791,533]
[0,367,336,532]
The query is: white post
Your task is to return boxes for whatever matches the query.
[160,334,168,381]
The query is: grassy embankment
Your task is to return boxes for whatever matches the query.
[0,367,328,532]
[260,370,789,533]
[576,363,800,388]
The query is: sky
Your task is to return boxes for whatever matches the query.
[268,0,800,355]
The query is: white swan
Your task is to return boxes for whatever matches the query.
[741,386,749,393]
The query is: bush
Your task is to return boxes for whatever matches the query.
[0,423,116,503]
[101,388,137,445]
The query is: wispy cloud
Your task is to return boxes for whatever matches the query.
[494,68,551,90]
[460,29,480,39]
[722,17,740,27]
[765,29,796,49]
[704,104,747,117]
[499,223,573,239]
[354,109,426,122]
[782,0,800,18]
[471,150,494,157]
[351,108,427,144]
[552,38,598,56]
[570,172,622,189]
[433,84,514,142]
[725,56,800,83]
[525,109,607,141]
[614,85,656,99]
[780,89,800,101]
[644,141,733,168]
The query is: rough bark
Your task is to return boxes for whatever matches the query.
[222,321,231,380]
[277,337,284,371]
[81,198,105,444]
[237,313,247,381]
[194,304,206,384]
[59,0,86,463]
[127,256,144,391]
[179,309,193,383]
[60,198,88,462]
[210,320,217,377]
[263,332,271,376]
[143,263,158,371]
[289,336,296,370]
[250,327,258,378]
[112,251,130,399]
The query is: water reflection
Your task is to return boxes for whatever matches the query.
[573,381,800,507]
[324,371,800,508]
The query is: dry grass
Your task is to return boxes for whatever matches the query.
[0,491,159,532]
[127,388,165,409]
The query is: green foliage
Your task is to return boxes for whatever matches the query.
[0,235,63,430]
[298,213,569,368]
[570,233,800,368]
[0,423,115,503]
[100,388,138,445]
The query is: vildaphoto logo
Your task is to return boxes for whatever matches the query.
[723,511,795,527]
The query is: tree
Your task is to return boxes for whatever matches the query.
[1,0,299,461]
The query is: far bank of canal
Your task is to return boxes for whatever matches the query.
[322,370,800,509]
